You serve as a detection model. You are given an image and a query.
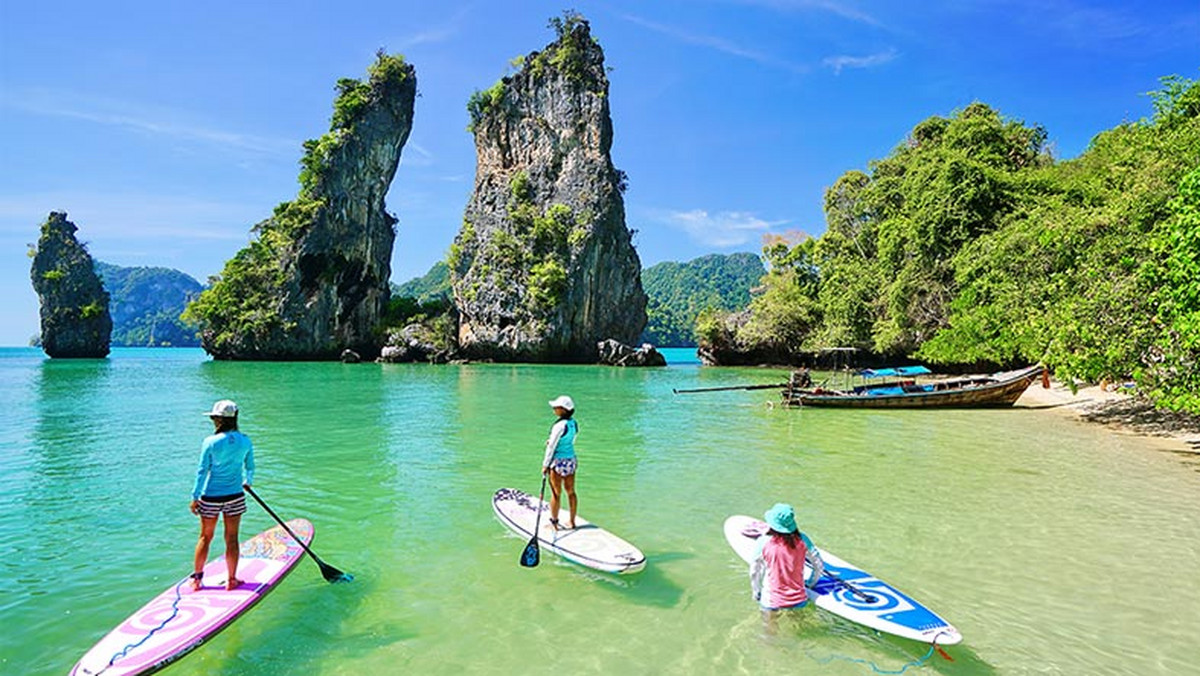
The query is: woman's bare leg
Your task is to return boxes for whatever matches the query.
[223,512,242,590]
[193,516,218,590]
[547,470,563,528]
[563,472,577,529]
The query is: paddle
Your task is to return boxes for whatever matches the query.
[243,485,353,583]
[673,382,786,394]
[520,474,549,568]
[822,573,877,603]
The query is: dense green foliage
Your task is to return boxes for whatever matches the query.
[381,294,451,328]
[466,79,507,132]
[182,225,291,352]
[815,101,1051,355]
[641,253,764,346]
[537,11,594,83]
[709,76,1200,410]
[918,78,1200,388]
[694,236,821,357]
[1141,165,1200,410]
[391,261,451,303]
[95,262,203,346]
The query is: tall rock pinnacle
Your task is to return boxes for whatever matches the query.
[186,52,416,360]
[451,14,647,362]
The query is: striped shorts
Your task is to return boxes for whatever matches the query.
[197,493,247,518]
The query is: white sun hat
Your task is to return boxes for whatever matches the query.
[205,400,239,418]
[548,395,575,411]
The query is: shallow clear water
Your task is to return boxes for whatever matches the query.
[2,348,1197,675]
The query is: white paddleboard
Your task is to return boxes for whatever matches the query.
[724,516,961,645]
[493,487,645,574]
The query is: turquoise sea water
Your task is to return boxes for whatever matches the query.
[2,347,1198,675]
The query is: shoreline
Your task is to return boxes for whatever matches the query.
[1015,379,1200,455]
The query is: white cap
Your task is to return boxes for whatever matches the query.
[205,400,239,418]
[548,395,575,411]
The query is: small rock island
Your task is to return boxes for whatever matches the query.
[30,211,112,358]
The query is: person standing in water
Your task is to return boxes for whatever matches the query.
[750,503,826,611]
[190,400,255,591]
[541,395,578,530]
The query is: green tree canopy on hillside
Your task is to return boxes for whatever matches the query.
[641,252,764,346]
[816,102,1050,355]
[918,76,1200,387]
[701,75,1200,413]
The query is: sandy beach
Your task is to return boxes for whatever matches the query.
[1016,378,1200,455]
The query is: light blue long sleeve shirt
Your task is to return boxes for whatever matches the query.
[192,431,255,500]
[541,418,578,468]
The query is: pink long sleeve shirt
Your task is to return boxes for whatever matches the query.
[749,532,822,610]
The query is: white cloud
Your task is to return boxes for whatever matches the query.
[823,48,898,74]
[392,7,468,50]
[728,0,883,27]
[399,141,435,168]
[0,191,272,281]
[0,191,260,241]
[655,209,788,247]
[5,89,296,157]
[618,13,810,74]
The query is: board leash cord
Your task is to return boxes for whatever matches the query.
[92,576,188,675]
[808,633,954,675]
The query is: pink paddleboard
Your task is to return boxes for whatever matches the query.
[70,519,313,676]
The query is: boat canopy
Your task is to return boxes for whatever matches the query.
[859,366,932,378]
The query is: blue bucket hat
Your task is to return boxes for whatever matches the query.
[764,503,797,534]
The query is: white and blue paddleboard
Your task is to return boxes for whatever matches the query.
[493,488,645,574]
[724,516,961,645]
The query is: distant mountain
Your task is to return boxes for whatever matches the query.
[391,261,451,302]
[641,253,765,347]
[95,262,204,347]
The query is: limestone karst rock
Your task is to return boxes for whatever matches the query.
[185,52,416,360]
[451,14,647,362]
[597,339,666,367]
[30,212,112,358]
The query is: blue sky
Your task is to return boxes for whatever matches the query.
[1,1,1197,346]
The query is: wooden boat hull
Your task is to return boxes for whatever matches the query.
[786,365,1043,409]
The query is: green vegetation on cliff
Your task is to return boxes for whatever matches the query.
[467,11,599,132]
[181,214,292,351]
[705,76,1200,411]
[184,51,413,358]
[641,253,764,346]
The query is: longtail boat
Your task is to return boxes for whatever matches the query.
[783,364,1045,409]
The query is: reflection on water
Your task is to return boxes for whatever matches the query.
[1,348,1197,675]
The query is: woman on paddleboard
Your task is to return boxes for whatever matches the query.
[190,399,255,591]
[541,395,578,530]
[750,503,826,611]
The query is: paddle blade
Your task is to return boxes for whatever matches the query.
[520,536,540,568]
[318,560,354,583]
